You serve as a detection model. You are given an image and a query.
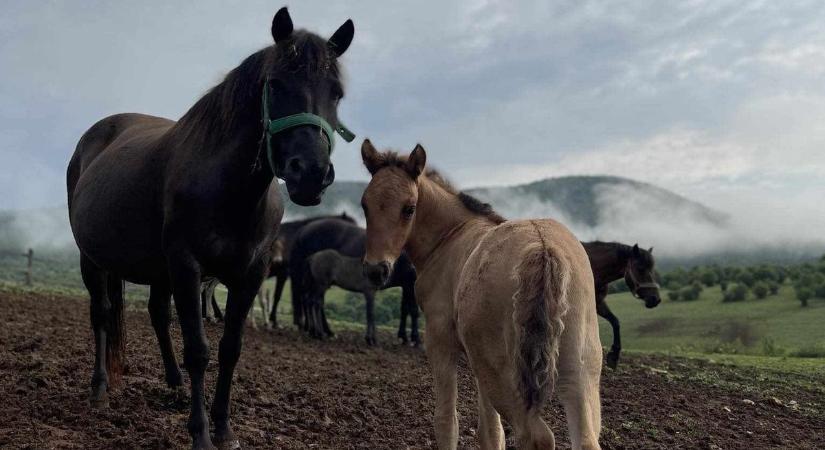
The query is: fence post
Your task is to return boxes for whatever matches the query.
[24,248,33,286]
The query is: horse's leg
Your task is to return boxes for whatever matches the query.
[424,317,459,449]
[405,284,421,347]
[259,288,271,329]
[364,291,376,346]
[201,280,216,323]
[320,297,334,338]
[80,255,111,407]
[167,255,213,450]
[148,283,183,387]
[557,309,602,450]
[476,380,505,450]
[291,270,304,328]
[211,291,224,322]
[268,273,286,327]
[211,283,259,449]
[397,291,409,344]
[596,295,621,369]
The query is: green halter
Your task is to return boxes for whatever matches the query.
[261,82,355,175]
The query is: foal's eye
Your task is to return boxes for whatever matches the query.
[401,205,416,219]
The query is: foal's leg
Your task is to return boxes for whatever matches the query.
[167,254,213,450]
[557,319,602,449]
[211,282,260,449]
[596,295,621,369]
[476,381,505,450]
[424,317,460,449]
[148,283,183,387]
[364,291,377,346]
[80,255,111,407]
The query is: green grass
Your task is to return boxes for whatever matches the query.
[600,284,825,358]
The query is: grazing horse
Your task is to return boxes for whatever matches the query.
[360,140,602,449]
[303,249,381,344]
[66,8,355,449]
[582,241,660,369]
[290,217,420,345]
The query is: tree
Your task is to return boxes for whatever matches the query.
[700,269,718,287]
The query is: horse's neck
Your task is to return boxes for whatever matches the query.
[592,244,628,284]
[405,177,483,271]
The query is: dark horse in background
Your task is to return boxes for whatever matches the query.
[67,8,355,449]
[583,242,661,369]
[290,216,420,346]
[200,213,356,325]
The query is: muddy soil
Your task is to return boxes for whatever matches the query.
[1,290,823,449]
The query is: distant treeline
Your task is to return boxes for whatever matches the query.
[610,255,825,306]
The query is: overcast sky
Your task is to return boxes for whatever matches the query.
[2,0,824,224]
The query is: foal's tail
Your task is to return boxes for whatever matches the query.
[512,221,571,411]
[106,275,127,385]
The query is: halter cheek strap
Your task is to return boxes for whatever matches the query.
[625,265,660,299]
[261,81,356,175]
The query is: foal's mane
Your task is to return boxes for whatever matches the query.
[176,31,341,144]
[374,151,507,224]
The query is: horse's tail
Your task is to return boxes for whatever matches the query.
[512,221,571,411]
[105,275,127,385]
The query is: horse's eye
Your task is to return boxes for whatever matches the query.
[401,205,416,220]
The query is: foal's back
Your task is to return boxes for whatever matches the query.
[309,249,373,293]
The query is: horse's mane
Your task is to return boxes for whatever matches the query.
[373,151,507,224]
[584,241,654,267]
[176,31,340,145]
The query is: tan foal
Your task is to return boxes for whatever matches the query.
[359,140,602,449]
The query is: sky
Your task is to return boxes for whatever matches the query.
[1,0,824,231]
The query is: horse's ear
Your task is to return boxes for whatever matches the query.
[406,144,427,179]
[649,246,654,254]
[361,139,383,175]
[272,7,294,43]
[328,19,354,57]
[632,243,640,257]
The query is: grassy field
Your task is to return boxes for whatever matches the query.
[599,284,825,358]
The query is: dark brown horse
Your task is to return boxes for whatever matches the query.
[582,241,661,369]
[66,8,355,449]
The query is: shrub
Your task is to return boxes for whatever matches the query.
[752,281,768,299]
[796,287,812,307]
[700,270,718,287]
[667,290,679,302]
[815,283,825,299]
[768,282,780,295]
[723,283,747,302]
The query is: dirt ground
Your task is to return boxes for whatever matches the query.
[1,290,823,449]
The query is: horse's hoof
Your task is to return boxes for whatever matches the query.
[214,426,240,450]
[605,352,619,370]
[89,389,109,409]
[191,437,217,450]
[216,439,240,450]
[165,370,184,388]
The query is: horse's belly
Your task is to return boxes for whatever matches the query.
[70,151,166,283]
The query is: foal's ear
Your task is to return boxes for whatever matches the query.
[361,139,383,175]
[632,244,641,257]
[328,19,354,57]
[271,7,294,43]
[406,144,427,179]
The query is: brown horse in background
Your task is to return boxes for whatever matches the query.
[360,140,602,449]
[582,241,660,369]
[67,8,354,449]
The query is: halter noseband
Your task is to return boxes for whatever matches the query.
[261,80,355,175]
[625,262,660,299]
